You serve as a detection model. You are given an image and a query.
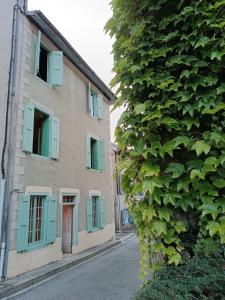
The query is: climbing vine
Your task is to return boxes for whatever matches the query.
[106,0,225,277]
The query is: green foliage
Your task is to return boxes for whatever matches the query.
[106,0,225,277]
[135,251,225,300]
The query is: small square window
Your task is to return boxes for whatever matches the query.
[33,109,50,157]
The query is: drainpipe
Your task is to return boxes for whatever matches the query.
[0,1,25,279]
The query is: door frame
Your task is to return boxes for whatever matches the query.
[59,188,80,251]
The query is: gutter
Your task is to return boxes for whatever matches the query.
[27,10,116,103]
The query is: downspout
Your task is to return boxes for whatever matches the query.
[0,2,25,279]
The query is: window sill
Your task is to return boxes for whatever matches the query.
[35,75,52,89]
[18,241,51,253]
[86,168,103,173]
[31,153,50,160]
[88,228,103,233]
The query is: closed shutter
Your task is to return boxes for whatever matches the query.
[49,51,63,86]
[99,197,105,229]
[22,102,34,153]
[87,197,93,232]
[49,117,60,159]
[97,95,103,119]
[96,140,105,171]
[86,136,91,168]
[46,195,57,243]
[34,30,41,75]
[16,195,30,252]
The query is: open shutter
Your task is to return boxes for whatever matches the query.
[86,136,91,168]
[96,140,105,170]
[22,102,34,153]
[97,95,103,119]
[49,117,60,159]
[46,195,57,243]
[49,51,63,86]
[87,197,93,232]
[34,30,41,75]
[99,197,105,229]
[16,195,29,252]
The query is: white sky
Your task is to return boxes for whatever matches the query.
[28,0,123,141]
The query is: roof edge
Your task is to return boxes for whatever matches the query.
[27,10,115,103]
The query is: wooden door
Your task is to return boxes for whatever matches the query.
[62,205,73,253]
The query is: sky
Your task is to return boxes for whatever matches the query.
[28,0,123,141]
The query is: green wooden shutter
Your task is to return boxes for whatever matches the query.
[97,95,104,119]
[22,102,34,153]
[35,30,41,75]
[46,195,57,243]
[86,136,91,168]
[96,140,105,170]
[16,195,30,252]
[49,51,63,86]
[99,197,105,229]
[49,117,60,159]
[87,197,93,232]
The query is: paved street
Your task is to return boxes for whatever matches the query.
[10,237,142,300]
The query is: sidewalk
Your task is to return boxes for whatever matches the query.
[0,232,135,299]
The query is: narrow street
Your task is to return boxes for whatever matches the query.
[9,237,142,300]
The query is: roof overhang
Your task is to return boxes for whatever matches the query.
[27,10,115,103]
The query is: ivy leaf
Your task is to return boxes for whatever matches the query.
[212,178,225,188]
[200,203,219,220]
[173,136,191,147]
[165,163,184,178]
[168,252,181,265]
[190,169,205,180]
[134,103,146,114]
[211,50,225,61]
[202,103,225,114]
[158,208,171,222]
[191,140,211,156]
[174,221,186,234]
[143,178,163,195]
[140,162,160,177]
[163,141,175,157]
[152,221,167,237]
[163,193,175,205]
[206,221,220,237]
[194,36,210,49]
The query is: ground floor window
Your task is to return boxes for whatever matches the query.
[28,195,44,244]
[87,195,105,232]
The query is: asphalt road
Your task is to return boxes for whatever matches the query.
[10,237,142,300]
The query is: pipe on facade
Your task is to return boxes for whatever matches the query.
[0,1,26,279]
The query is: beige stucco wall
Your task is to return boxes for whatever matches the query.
[7,14,115,277]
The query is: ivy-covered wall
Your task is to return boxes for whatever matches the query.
[106,0,225,277]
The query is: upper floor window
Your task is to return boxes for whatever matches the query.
[86,135,105,171]
[87,85,104,119]
[22,101,60,160]
[35,30,64,86]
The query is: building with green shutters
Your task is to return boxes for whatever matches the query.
[0,0,115,278]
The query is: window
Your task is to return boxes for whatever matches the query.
[33,109,49,157]
[87,196,104,232]
[35,30,63,85]
[92,196,98,229]
[87,86,104,119]
[23,102,59,159]
[28,195,44,244]
[37,45,49,82]
[86,136,105,170]
[62,195,76,205]
[16,194,57,252]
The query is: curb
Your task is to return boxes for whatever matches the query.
[0,239,121,299]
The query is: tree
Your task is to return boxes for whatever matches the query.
[106,0,225,277]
